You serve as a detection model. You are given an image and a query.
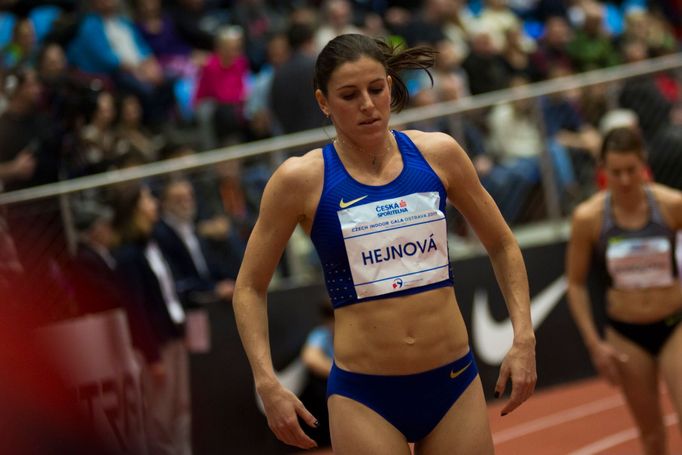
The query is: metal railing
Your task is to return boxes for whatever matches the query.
[1,52,680,208]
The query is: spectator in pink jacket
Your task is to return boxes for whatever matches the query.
[194,26,249,148]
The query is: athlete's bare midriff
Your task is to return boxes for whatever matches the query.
[332,286,470,375]
[606,284,682,323]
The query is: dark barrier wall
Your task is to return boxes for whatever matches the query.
[192,240,606,454]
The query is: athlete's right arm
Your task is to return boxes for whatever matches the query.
[233,157,319,449]
[566,204,626,385]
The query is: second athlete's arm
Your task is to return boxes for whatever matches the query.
[566,201,626,385]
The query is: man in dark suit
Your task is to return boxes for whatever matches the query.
[154,178,235,307]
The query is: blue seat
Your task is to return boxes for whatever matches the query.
[0,13,15,48]
[29,6,62,42]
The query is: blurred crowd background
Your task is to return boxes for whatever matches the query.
[0,0,680,316]
[0,0,682,453]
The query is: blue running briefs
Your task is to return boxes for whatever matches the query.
[327,350,478,442]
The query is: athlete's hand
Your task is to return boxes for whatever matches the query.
[257,381,318,449]
[495,338,537,416]
[589,340,628,386]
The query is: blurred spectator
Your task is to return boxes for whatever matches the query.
[618,39,673,142]
[433,38,470,95]
[566,1,620,72]
[67,0,175,128]
[0,73,39,188]
[154,177,236,306]
[360,10,390,40]
[194,25,249,148]
[649,104,682,190]
[231,0,286,73]
[68,201,123,315]
[243,31,290,139]
[473,0,523,52]
[531,0,569,23]
[112,182,192,455]
[0,69,50,190]
[528,15,573,81]
[169,0,220,51]
[212,159,261,251]
[541,65,600,207]
[134,0,202,80]
[116,92,165,162]
[501,24,534,75]
[461,28,511,95]
[0,67,58,191]
[315,0,362,52]
[76,90,120,174]
[485,74,545,223]
[439,0,473,61]
[270,21,325,134]
[0,67,68,317]
[157,143,245,278]
[621,8,677,58]
[389,0,450,47]
[1,16,37,70]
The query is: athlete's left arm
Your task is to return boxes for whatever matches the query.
[421,131,537,414]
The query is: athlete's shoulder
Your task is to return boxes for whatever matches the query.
[401,129,467,168]
[401,129,459,152]
[572,192,606,226]
[650,182,682,207]
[271,148,324,191]
[649,182,682,228]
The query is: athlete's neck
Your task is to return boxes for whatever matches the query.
[611,185,647,213]
[334,131,395,171]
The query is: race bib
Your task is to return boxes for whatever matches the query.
[606,236,674,290]
[338,192,449,299]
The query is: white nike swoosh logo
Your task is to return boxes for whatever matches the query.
[339,195,368,209]
[472,275,567,365]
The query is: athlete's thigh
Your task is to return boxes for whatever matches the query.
[658,323,682,429]
[328,395,412,455]
[606,328,663,429]
[415,376,493,455]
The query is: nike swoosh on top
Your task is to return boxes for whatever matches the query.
[339,195,369,209]
[472,276,567,365]
[450,361,472,379]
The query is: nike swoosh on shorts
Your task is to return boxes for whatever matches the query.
[450,361,472,379]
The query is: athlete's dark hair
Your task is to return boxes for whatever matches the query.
[314,33,437,113]
[600,126,647,162]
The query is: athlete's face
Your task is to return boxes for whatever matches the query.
[603,150,646,195]
[316,56,392,142]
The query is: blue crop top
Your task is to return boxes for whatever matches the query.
[310,130,454,309]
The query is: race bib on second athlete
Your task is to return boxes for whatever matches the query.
[606,236,674,290]
[338,192,449,299]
